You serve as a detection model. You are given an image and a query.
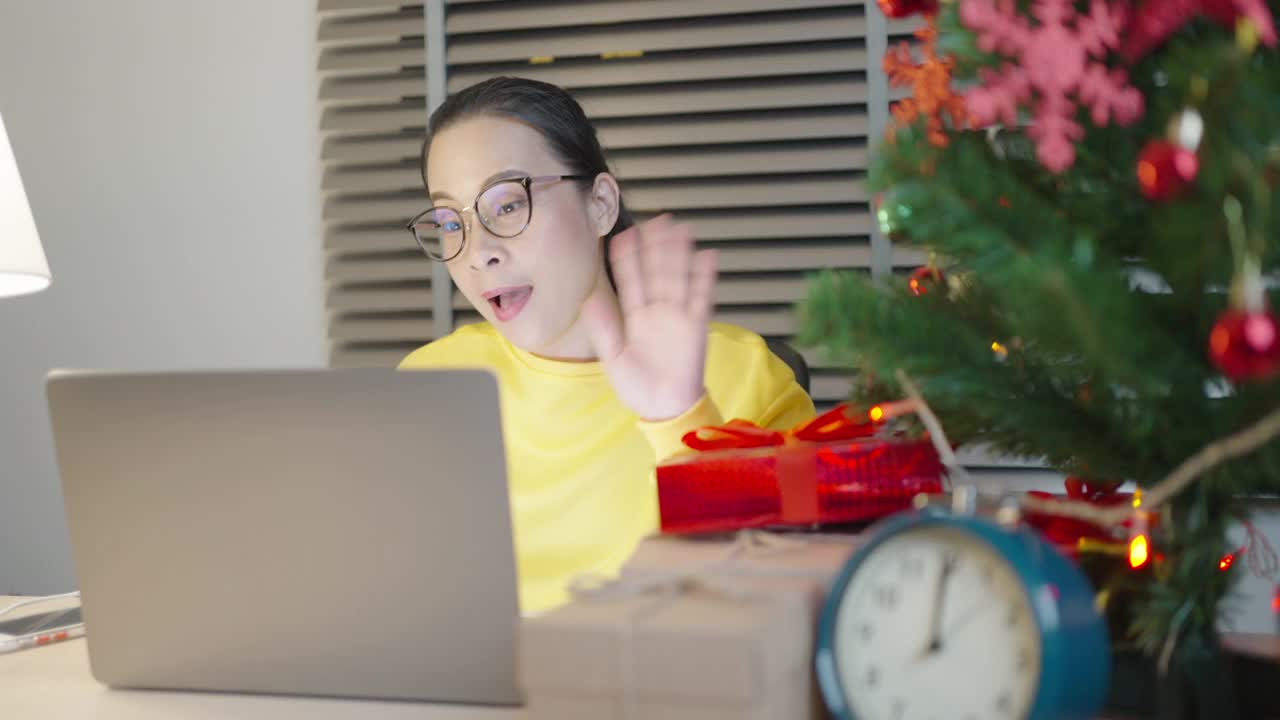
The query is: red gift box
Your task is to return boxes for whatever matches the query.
[656,405,945,534]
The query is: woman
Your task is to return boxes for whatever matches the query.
[400,76,815,613]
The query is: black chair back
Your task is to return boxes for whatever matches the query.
[765,338,810,395]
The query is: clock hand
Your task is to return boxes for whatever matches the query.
[942,600,991,642]
[920,551,957,657]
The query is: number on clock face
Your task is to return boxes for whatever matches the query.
[833,526,1042,720]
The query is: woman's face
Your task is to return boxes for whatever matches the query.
[425,115,616,358]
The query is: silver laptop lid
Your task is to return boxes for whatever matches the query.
[46,368,521,705]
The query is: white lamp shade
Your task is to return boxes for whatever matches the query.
[0,113,51,298]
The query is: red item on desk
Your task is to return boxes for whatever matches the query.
[656,405,945,534]
[1024,477,1133,555]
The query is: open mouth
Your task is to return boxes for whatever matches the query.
[484,286,533,323]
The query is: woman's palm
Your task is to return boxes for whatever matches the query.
[583,215,717,421]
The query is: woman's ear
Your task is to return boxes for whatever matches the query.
[588,172,621,237]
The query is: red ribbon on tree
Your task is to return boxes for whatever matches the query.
[1026,477,1131,552]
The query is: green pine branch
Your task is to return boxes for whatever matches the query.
[800,0,1280,665]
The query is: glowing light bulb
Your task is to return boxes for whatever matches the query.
[1129,534,1150,569]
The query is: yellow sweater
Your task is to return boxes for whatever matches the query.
[398,321,815,613]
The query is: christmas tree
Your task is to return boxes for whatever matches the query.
[801,0,1280,691]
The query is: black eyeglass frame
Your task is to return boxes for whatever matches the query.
[406,174,590,261]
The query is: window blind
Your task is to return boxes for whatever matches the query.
[319,0,928,410]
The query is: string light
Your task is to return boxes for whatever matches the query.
[1219,554,1234,571]
[1129,534,1150,568]
[869,400,918,422]
[1237,17,1261,53]
[991,341,1009,360]
[1127,505,1152,569]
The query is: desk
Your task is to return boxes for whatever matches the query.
[0,596,523,720]
[3,596,1273,719]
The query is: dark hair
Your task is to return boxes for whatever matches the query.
[419,77,633,284]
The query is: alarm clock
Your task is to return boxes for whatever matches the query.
[815,506,1110,720]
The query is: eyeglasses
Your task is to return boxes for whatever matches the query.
[406,174,588,262]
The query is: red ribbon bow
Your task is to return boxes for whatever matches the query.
[677,405,880,524]
[680,404,876,452]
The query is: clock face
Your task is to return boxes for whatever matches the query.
[832,525,1042,720]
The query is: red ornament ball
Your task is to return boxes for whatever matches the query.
[1137,139,1199,201]
[876,0,938,18]
[1209,307,1280,381]
[908,266,944,296]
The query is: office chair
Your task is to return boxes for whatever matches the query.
[765,338,810,395]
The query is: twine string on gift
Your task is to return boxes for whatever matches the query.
[566,530,839,720]
[567,564,760,720]
[892,369,969,490]
[566,530,830,600]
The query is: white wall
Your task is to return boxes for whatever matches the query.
[0,1,327,594]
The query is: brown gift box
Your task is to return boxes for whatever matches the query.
[519,533,862,720]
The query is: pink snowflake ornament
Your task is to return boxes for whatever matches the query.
[960,0,1145,173]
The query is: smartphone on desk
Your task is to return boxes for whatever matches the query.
[0,606,85,654]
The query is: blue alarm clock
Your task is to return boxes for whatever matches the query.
[815,504,1110,720]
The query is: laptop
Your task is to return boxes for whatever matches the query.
[45,368,522,705]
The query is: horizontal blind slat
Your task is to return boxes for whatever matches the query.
[320,0,409,13]
[596,108,868,149]
[446,0,858,34]
[319,41,425,72]
[811,375,853,401]
[624,174,867,212]
[318,9,424,44]
[320,71,424,103]
[576,74,866,120]
[642,207,874,241]
[446,8,866,65]
[331,345,423,367]
[323,164,422,194]
[447,43,867,91]
[323,137,421,165]
[321,102,427,133]
[609,141,868,180]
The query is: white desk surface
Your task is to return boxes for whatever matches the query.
[0,596,524,720]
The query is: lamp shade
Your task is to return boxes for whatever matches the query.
[0,113,50,298]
